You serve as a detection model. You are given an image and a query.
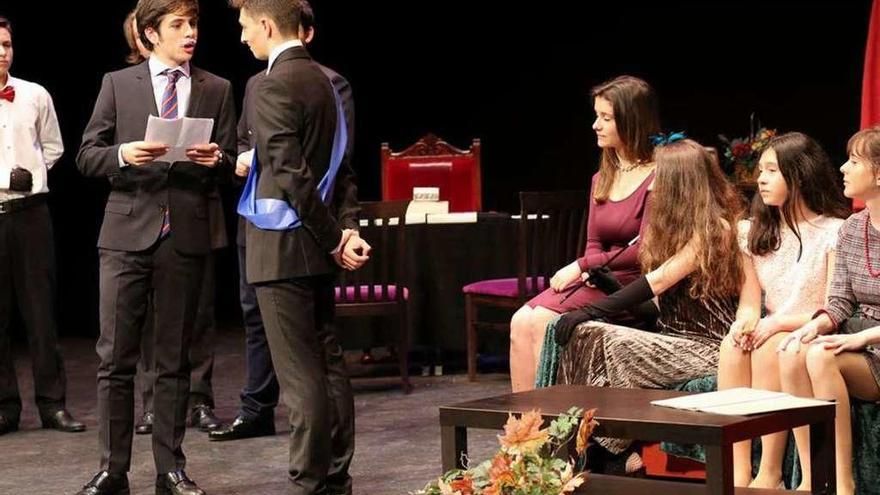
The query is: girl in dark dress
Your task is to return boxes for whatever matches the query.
[509,75,660,392]
[551,139,746,459]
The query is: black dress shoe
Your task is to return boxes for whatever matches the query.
[135,411,154,435]
[189,404,221,432]
[156,470,205,495]
[74,471,130,495]
[208,414,275,442]
[0,413,19,436]
[42,409,86,433]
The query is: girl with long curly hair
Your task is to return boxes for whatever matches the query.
[550,139,746,464]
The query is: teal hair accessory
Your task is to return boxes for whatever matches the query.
[650,131,687,146]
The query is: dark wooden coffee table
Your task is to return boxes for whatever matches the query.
[439,385,836,495]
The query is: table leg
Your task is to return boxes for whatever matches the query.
[441,425,468,472]
[704,444,734,495]
[809,417,836,494]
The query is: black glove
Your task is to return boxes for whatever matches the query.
[554,275,657,347]
[9,168,33,192]
[587,266,623,293]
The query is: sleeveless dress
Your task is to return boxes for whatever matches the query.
[527,170,653,313]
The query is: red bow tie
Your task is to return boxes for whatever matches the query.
[0,86,13,103]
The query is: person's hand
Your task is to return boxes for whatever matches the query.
[554,307,601,346]
[777,321,820,354]
[8,167,33,192]
[186,143,222,167]
[550,261,582,292]
[340,232,371,271]
[121,141,170,165]
[728,314,758,349]
[332,229,355,269]
[580,271,596,288]
[235,150,254,177]
[813,332,869,355]
[748,316,786,350]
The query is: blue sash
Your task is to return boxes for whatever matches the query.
[237,84,348,231]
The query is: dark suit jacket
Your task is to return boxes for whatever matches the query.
[236,64,359,247]
[246,46,353,283]
[77,61,236,255]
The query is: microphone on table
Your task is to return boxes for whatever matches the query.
[558,235,640,304]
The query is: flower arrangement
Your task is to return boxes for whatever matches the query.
[718,116,777,183]
[413,408,598,495]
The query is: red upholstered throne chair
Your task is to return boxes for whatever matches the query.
[381,133,482,212]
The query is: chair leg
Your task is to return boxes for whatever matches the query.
[465,294,477,382]
[398,303,412,394]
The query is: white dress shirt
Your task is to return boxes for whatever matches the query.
[0,75,64,200]
[118,57,192,167]
[267,39,304,74]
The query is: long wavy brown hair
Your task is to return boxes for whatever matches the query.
[592,75,661,203]
[640,139,745,301]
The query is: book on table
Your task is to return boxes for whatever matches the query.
[650,387,833,416]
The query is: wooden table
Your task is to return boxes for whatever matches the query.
[439,385,836,495]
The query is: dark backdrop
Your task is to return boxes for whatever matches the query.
[1,0,872,336]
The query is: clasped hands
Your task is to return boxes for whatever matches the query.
[728,314,784,351]
[121,141,222,167]
[333,229,371,271]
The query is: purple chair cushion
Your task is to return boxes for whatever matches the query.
[335,285,409,302]
[461,277,547,298]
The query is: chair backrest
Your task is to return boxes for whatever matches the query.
[336,200,410,304]
[381,133,482,212]
[517,190,588,302]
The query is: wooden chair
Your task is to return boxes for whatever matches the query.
[381,133,482,212]
[335,200,413,393]
[462,190,587,381]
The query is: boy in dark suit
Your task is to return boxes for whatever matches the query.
[74,0,236,493]
[229,1,368,493]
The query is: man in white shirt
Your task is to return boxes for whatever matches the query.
[0,15,85,437]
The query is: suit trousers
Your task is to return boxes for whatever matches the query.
[96,238,206,474]
[139,252,217,412]
[0,202,66,421]
[236,244,279,421]
[255,275,354,495]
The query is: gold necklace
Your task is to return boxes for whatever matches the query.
[616,160,643,173]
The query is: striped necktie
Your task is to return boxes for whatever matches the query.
[160,69,183,119]
[159,69,183,239]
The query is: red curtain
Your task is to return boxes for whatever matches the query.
[857,0,880,210]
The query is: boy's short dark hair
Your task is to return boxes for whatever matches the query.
[229,0,301,37]
[0,16,12,36]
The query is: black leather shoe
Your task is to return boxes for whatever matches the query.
[41,409,86,433]
[208,414,275,442]
[135,411,154,435]
[0,413,19,436]
[74,471,130,495]
[156,470,205,495]
[189,404,221,432]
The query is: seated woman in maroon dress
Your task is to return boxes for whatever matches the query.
[509,75,660,391]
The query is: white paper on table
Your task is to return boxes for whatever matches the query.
[144,115,215,163]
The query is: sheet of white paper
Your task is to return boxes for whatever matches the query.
[650,388,787,411]
[144,116,214,163]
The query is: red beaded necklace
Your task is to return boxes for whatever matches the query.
[865,214,880,278]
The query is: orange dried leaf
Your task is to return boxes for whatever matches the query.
[498,409,550,454]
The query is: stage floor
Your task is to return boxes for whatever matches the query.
[1,329,508,494]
